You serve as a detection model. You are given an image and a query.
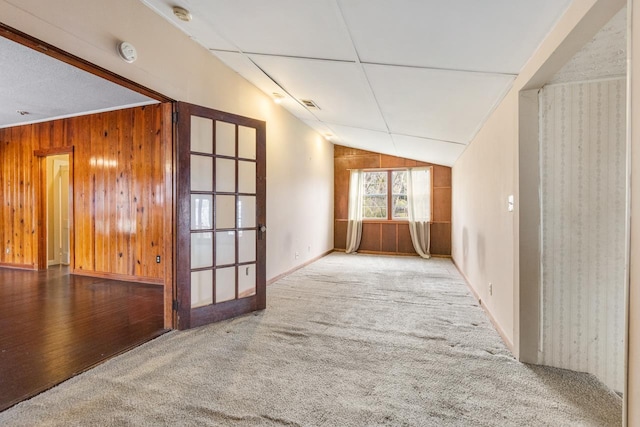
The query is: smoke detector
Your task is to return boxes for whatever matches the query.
[117,42,137,63]
[173,6,192,22]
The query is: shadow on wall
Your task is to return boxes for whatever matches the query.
[477,233,485,278]
[462,227,469,271]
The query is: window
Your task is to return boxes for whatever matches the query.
[362,170,408,220]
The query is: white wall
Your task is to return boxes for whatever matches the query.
[452,0,624,356]
[539,79,626,393]
[0,0,334,281]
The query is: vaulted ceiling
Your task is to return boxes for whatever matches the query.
[142,0,573,166]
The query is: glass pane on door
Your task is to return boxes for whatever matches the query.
[238,264,256,298]
[191,116,213,154]
[216,158,236,193]
[238,126,256,159]
[216,121,236,157]
[216,267,236,303]
[191,270,213,308]
[238,161,256,194]
[191,155,213,192]
[179,103,264,329]
[216,195,235,229]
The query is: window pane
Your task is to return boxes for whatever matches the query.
[392,171,407,194]
[392,171,408,219]
[363,195,387,219]
[363,171,387,196]
[363,171,387,219]
[392,195,408,219]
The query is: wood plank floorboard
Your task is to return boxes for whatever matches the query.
[0,266,165,412]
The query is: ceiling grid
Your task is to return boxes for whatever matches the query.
[141,0,573,166]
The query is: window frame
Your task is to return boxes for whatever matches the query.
[360,167,433,223]
[361,169,404,222]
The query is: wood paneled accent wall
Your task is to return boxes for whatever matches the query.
[0,104,172,283]
[334,145,452,256]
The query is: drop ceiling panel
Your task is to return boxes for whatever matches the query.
[141,0,238,51]
[213,51,317,122]
[152,0,355,60]
[365,64,515,143]
[302,120,334,138]
[326,124,395,156]
[251,55,387,131]
[339,0,573,74]
[392,134,466,167]
[0,37,156,128]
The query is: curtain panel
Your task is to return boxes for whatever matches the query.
[407,167,431,259]
[345,169,364,253]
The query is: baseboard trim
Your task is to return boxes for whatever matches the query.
[452,257,515,354]
[267,249,334,286]
[72,269,163,286]
[0,262,36,270]
[333,248,450,259]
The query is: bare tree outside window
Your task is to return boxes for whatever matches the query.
[363,171,387,218]
[362,170,409,220]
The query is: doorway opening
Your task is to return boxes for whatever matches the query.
[46,154,71,268]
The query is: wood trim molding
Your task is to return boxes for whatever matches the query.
[34,146,74,157]
[0,263,36,270]
[0,22,172,102]
[267,249,334,286]
[72,269,163,286]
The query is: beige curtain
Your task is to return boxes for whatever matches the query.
[345,170,364,254]
[407,167,431,259]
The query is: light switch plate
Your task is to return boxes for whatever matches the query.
[508,195,514,212]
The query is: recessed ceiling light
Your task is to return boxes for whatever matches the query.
[173,6,192,22]
[272,93,285,104]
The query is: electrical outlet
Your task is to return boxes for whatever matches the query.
[156,255,161,263]
[295,252,299,259]
[5,248,9,254]
[489,282,493,296]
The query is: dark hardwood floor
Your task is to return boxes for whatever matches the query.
[0,266,166,412]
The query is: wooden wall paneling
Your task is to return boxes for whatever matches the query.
[359,223,381,252]
[36,157,47,269]
[144,105,163,279]
[381,223,398,253]
[90,113,105,272]
[107,110,119,275]
[26,125,35,266]
[334,144,452,257]
[334,220,347,249]
[433,165,452,188]
[430,222,452,255]
[433,188,452,222]
[1,133,5,263]
[2,105,169,287]
[397,224,417,254]
[120,108,132,276]
[73,115,94,272]
[161,102,175,329]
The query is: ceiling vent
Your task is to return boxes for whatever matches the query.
[300,99,320,110]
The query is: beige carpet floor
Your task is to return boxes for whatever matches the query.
[0,253,622,426]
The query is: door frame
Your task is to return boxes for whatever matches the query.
[174,101,267,330]
[35,147,74,271]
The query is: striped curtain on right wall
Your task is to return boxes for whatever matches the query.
[538,78,626,394]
